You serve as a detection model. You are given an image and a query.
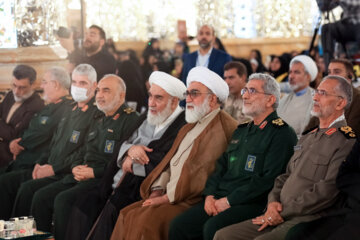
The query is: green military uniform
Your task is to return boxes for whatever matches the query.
[4,96,74,172]
[0,98,98,220]
[169,111,298,240]
[30,104,139,240]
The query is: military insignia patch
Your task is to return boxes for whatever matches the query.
[113,113,120,120]
[245,155,256,172]
[55,98,63,104]
[40,116,49,125]
[325,128,336,136]
[259,121,267,130]
[70,130,80,143]
[104,140,115,153]
[272,118,285,127]
[123,107,135,114]
[339,126,356,139]
[81,105,89,112]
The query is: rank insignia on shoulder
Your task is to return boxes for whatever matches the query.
[123,107,135,114]
[325,128,337,136]
[272,118,286,127]
[339,126,356,139]
[259,120,267,130]
[113,113,120,120]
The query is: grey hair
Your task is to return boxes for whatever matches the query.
[248,73,280,110]
[101,74,127,93]
[323,75,353,109]
[48,66,71,90]
[72,64,97,84]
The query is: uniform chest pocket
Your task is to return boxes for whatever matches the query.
[299,151,331,182]
[229,146,265,175]
[87,131,97,142]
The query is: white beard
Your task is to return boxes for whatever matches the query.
[185,97,211,123]
[97,94,120,114]
[147,100,173,126]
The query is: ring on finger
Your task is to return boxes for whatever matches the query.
[268,216,272,221]
[261,219,265,223]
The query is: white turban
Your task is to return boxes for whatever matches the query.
[149,71,186,100]
[186,66,229,103]
[290,55,318,82]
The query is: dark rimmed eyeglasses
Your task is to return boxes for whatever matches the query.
[240,87,271,96]
[312,89,344,99]
[183,90,211,100]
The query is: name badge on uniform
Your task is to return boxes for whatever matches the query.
[70,130,80,143]
[294,145,302,151]
[40,116,49,125]
[104,140,115,153]
[245,155,256,172]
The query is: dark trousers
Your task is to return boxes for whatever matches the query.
[285,212,360,240]
[0,169,32,219]
[87,174,143,240]
[30,178,99,240]
[169,200,265,240]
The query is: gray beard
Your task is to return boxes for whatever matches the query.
[14,90,34,102]
[147,101,173,126]
[185,98,210,123]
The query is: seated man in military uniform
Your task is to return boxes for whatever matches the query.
[30,74,139,240]
[66,71,187,240]
[2,66,73,174]
[0,64,98,220]
[169,73,297,240]
[214,75,356,240]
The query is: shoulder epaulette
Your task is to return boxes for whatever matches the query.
[238,120,250,128]
[123,107,135,114]
[302,126,318,135]
[339,126,356,139]
[271,118,287,128]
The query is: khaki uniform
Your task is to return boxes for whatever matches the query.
[214,120,356,240]
[223,95,251,124]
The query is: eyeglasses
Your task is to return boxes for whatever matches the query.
[240,87,271,96]
[183,90,211,100]
[312,89,344,99]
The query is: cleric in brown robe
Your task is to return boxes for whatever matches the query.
[110,66,238,240]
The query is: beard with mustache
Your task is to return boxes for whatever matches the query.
[96,93,120,114]
[147,100,173,126]
[185,97,211,123]
[84,40,101,54]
